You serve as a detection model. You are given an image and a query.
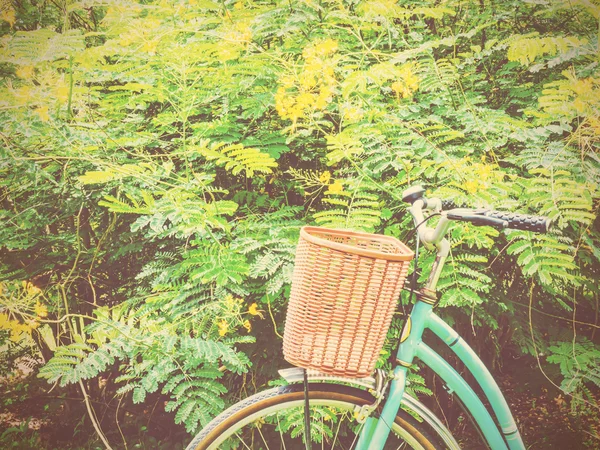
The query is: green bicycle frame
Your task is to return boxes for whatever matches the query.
[354,299,525,450]
[353,197,526,450]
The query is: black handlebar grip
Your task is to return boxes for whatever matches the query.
[487,211,551,233]
[442,199,468,209]
[446,212,508,228]
[441,199,455,209]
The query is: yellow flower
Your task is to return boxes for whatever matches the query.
[571,78,594,97]
[299,71,317,89]
[243,319,251,332]
[307,39,338,58]
[0,312,9,328]
[34,301,48,318]
[341,103,363,123]
[247,303,264,318]
[474,163,493,181]
[35,106,50,122]
[26,318,39,330]
[314,86,333,109]
[27,283,41,296]
[16,65,34,80]
[141,39,158,54]
[1,7,16,27]
[463,180,479,194]
[391,64,420,99]
[9,322,31,342]
[327,180,344,195]
[56,85,70,103]
[296,92,316,109]
[223,24,252,45]
[573,98,589,115]
[319,171,331,184]
[218,320,229,337]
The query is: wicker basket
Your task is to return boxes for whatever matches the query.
[283,226,414,378]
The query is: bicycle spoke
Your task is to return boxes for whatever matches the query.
[330,412,344,450]
[348,418,367,450]
[276,413,287,450]
[321,415,324,450]
[234,432,252,450]
[189,385,451,449]
[256,423,271,450]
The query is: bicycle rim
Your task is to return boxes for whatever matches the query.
[187,383,447,450]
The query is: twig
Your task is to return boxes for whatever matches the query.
[115,396,128,450]
[79,380,114,449]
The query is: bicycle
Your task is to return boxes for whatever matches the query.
[186,185,551,450]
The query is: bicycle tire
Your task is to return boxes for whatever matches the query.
[186,382,452,450]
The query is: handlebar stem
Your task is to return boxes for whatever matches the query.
[408,197,451,295]
[408,199,452,251]
[424,239,449,292]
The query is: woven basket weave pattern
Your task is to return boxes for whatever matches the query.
[283,227,413,378]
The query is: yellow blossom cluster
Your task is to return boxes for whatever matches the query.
[457,160,504,194]
[319,171,331,184]
[0,313,33,342]
[391,63,420,99]
[219,22,253,61]
[326,179,344,195]
[222,22,252,45]
[546,71,600,145]
[16,65,34,80]
[217,319,229,336]
[275,39,339,125]
[216,296,263,337]
[0,281,47,342]
[0,5,16,28]
[118,18,163,54]
[302,38,338,61]
[340,102,365,124]
[8,66,70,122]
[312,171,344,195]
[539,70,600,123]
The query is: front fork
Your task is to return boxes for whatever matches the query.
[355,366,410,449]
[354,300,432,450]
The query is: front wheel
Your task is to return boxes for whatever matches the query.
[186,382,456,450]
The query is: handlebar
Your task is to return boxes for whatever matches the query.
[402,185,551,250]
[446,209,551,233]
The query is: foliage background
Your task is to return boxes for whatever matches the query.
[1,0,599,448]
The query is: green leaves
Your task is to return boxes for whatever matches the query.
[547,339,600,414]
[507,35,589,66]
[507,232,579,286]
[183,242,249,286]
[437,254,491,308]
[315,182,382,232]
[40,316,252,434]
[0,29,85,63]
[325,131,364,165]
[3,0,600,442]
[195,141,278,177]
